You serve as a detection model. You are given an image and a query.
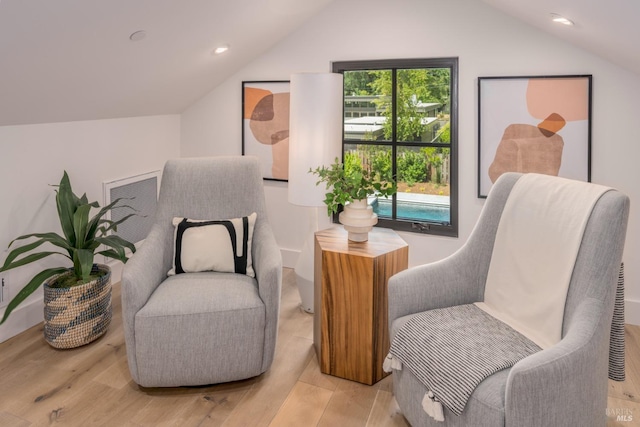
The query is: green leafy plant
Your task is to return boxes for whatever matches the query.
[0,171,136,324]
[397,149,427,187]
[310,153,396,216]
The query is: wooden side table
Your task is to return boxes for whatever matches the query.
[314,226,408,385]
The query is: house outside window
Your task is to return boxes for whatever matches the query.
[332,58,459,237]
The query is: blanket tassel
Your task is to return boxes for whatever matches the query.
[422,391,445,422]
[383,354,402,373]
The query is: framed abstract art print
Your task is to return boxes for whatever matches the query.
[242,80,291,181]
[478,75,592,197]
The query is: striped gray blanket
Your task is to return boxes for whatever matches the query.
[386,304,541,417]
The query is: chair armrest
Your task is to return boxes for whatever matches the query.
[505,298,609,426]
[251,219,283,372]
[120,223,171,380]
[121,224,169,312]
[121,224,173,382]
[252,220,283,302]
[388,249,485,325]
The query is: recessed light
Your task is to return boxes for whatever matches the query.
[212,45,230,55]
[550,13,574,26]
[129,30,147,42]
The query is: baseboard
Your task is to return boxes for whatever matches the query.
[281,248,299,269]
[108,259,124,284]
[0,298,43,344]
[625,299,640,325]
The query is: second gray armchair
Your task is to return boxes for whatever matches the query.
[387,172,629,426]
[121,156,282,388]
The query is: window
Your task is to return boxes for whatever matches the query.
[333,58,458,237]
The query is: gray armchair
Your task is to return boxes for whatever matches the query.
[121,156,282,387]
[388,172,629,426]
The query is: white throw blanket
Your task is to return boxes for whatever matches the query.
[478,173,610,348]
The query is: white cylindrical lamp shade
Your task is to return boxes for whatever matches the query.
[288,72,343,207]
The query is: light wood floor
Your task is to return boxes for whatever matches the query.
[0,268,638,426]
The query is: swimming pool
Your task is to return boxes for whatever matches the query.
[371,198,450,223]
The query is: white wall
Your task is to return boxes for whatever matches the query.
[182,0,640,322]
[0,115,181,342]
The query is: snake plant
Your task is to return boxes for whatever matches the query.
[0,171,136,324]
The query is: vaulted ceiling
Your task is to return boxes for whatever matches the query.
[0,0,335,126]
[0,0,638,127]
[482,0,640,79]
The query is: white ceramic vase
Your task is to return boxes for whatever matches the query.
[339,198,378,242]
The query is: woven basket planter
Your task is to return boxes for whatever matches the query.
[43,264,112,349]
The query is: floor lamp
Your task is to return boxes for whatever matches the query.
[288,72,343,313]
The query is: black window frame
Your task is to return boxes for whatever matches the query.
[332,58,459,237]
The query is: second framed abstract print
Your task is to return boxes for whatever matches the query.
[478,75,591,197]
[242,80,290,181]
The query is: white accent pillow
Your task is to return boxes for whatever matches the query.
[167,212,257,277]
